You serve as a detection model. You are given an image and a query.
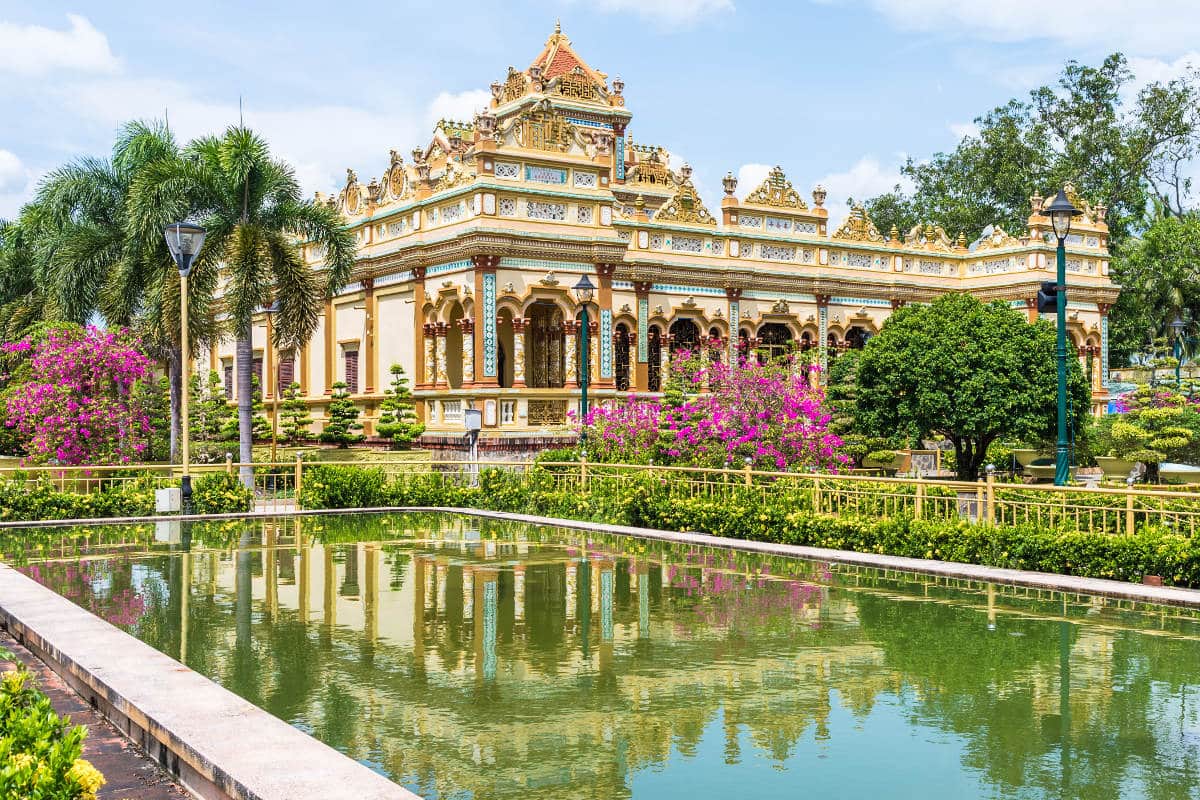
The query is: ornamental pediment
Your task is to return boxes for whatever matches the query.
[655,180,717,227]
[742,166,808,210]
[831,206,885,243]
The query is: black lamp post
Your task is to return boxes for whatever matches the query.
[573,274,596,452]
[164,222,207,513]
[1172,316,1186,388]
[1045,189,1081,486]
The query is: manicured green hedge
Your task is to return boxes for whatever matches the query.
[0,478,154,522]
[191,472,254,515]
[298,466,1200,588]
[0,651,105,799]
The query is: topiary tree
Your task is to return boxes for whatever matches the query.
[1091,386,1200,480]
[220,374,268,444]
[318,381,363,447]
[374,364,423,448]
[279,382,313,443]
[856,294,1090,480]
[190,370,234,463]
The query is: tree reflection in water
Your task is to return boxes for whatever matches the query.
[16,512,1200,800]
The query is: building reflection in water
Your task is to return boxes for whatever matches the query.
[16,513,1200,800]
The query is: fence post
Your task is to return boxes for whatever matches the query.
[744,463,753,487]
[294,454,304,511]
[1125,488,1134,536]
[985,471,995,525]
[914,479,924,519]
[225,453,233,475]
[581,453,589,492]
[975,481,985,524]
[813,476,822,514]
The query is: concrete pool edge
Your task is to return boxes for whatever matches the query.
[415,506,1200,611]
[0,563,420,800]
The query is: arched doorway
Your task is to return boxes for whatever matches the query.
[669,318,700,357]
[445,302,464,389]
[648,325,663,392]
[845,326,870,350]
[615,323,631,391]
[827,332,841,364]
[497,308,515,388]
[759,323,793,362]
[527,301,564,388]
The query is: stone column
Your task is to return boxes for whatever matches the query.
[613,123,627,184]
[299,339,311,397]
[512,317,528,388]
[816,293,830,375]
[434,323,448,388]
[725,287,742,365]
[264,310,276,400]
[596,264,616,388]
[323,297,336,395]
[459,318,475,386]
[563,321,580,387]
[635,281,651,391]
[423,324,437,391]
[472,255,500,387]
[363,278,377,394]
[659,332,671,384]
[1099,303,1111,389]
[413,266,429,389]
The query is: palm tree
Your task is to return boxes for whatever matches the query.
[32,120,218,461]
[0,207,54,341]
[131,126,354,487]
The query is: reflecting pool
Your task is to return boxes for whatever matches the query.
[7,512,1200,799]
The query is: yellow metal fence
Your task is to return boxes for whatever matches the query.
[4,457,1200,535]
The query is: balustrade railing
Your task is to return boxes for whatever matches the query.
[4,457,1200,536]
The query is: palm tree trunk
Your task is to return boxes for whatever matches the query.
[167,345,182,463]
[236,331,255,490]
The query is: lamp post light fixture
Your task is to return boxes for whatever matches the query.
[263,301,282,465]
[1045,188,1081,487]
[573,274,596,453]
[164,222,207,513]
[1172,315,1186,388]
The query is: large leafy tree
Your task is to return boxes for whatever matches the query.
[131,127,354,486]
[855,294,1090,480]
[1107,209,1200,365]
[867,55,1200,247]
[30,120,219,462]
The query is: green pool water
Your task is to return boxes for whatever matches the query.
[7,512,1200,799]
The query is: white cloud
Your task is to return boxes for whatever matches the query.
[425,89,492,128]
[0,151,28,194]
[949,121,980,141]
[735,163,771,197]
[828,0,1200,55]
[0,14,119,77]
[814,156,910,226]
[587,0,734,25]
[50,75,431,197]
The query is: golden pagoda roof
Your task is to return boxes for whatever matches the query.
[529,21,607,85]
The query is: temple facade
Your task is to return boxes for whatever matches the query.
[209,26,1120,444]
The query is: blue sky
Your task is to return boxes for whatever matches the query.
[2,0,1199,225]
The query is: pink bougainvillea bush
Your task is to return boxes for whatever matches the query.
[1,326,153,465]
[578,348,848,472]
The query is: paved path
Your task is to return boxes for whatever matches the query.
[1,632,190,800]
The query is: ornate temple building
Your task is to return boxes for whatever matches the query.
[210,25,1119,444]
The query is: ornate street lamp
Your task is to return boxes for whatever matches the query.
[573,274,596,453]
[1045,189,1081,486]
[164,222,206,513]
[1172,316,1186,388]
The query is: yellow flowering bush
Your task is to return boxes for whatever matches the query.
[0,654,105,799]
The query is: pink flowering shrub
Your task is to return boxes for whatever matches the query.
[1,326,153,465]
[579,349,848,472]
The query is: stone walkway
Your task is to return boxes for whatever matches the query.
[1,632,190,800]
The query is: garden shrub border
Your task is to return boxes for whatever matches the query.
[0,647,105,799]
[297,464,1200,589]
